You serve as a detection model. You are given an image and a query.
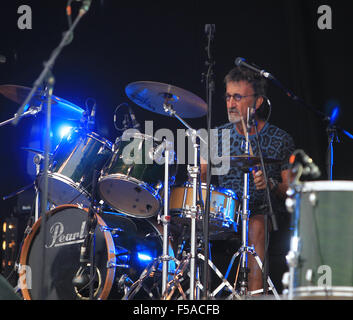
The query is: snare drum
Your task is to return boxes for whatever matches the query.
[98,133,177,218]
[169,182,238,232]
[38,128,113,207]
[19,204,175,300]
[287,180,353,299]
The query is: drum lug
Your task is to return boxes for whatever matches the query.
[285,197,296,213]
[286,250,299,268]
[107,259,130,269]
[308,192,317,207]
[100,225,124,237]
[286,236,301,268]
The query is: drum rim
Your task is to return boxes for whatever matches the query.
[40,172,91,206]
[301,180,353,192]
[86,131,113,149]
[58,128,113,150]
[183,182,238,199]
[291,286,353,298]
[68,128,113,149]
[19,204,116,300]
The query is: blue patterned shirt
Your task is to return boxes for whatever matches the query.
[212,122,295,214]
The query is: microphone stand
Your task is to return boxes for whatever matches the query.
[249,102,278,296]
[202,23,215,300]
[266,74,353,179]
[9,3,90,299]
[72,169,98,300]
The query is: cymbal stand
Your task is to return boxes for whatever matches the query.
[33,152,43,222]
[223,108,280,299]
[161,141,174,294]
[163,100,203,299]
[122,139,179,299]
[0,106,41,128]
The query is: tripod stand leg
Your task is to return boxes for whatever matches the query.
[224,249,242,280]
[197,253,241,300]
[248,248,280,300]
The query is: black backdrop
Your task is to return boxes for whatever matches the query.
[0,0,352,294]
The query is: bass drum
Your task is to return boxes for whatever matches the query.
[19,205,173,300]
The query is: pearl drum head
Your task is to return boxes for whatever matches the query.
[19,205,172,300]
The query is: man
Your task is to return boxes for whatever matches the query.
[201,66,295,294]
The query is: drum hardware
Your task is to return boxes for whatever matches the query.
[223,107,280,299]
[1,2,90,298]
[125,80,223,299]
[72,167,99,300]
[122,254,181,300]
[0,104,42,128]
[162,97,208,300]
[159,247,241,300]
[121,142,180,299]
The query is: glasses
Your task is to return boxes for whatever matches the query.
[224,93,256,102]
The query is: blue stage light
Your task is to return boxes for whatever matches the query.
[58,125,73,139]
[137,252,153,262]
[329,106,340,125]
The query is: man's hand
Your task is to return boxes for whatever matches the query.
[252,169,267,190]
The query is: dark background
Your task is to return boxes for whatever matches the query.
[0,0,352,296]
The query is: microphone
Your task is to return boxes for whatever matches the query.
[79,0,92,13]
[301,152,321,179]
[290,150,321,179]
[235,57,274,80]
[205,24,215,36]
[128,107,140,129]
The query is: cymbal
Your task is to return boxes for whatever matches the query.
[222,155,282,168]
[0,84,84,121]
[125,81,207,118]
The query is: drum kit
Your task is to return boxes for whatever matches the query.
[0,81,252,300]
[2,82,352,300]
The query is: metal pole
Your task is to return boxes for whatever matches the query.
[162,147,170,294]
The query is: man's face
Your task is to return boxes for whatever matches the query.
[226,80,258,124]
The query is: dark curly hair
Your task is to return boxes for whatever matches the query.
[224,66,267,96]
[224,66,269,120]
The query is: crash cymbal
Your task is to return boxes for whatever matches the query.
[0,84,84,121]
[125,81,207,118]
[222,154,282,168]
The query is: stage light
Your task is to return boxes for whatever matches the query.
[137,252,153,262]
[59,125,73,139]
[329,106,340,125]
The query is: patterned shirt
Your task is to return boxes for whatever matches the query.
[211,122,295,214]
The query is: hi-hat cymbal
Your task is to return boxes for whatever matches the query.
[125,81,207,118]
[222,155,282,168]
[0,84,84,121]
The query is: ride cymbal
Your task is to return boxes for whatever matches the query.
[125,81,207,118]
